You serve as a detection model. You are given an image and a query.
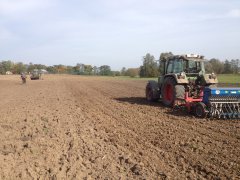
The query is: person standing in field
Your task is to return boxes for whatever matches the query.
[20,72,27,84]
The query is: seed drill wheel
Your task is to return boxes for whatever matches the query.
[194,102,207,118]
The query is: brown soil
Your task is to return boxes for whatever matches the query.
[0,75,239,179]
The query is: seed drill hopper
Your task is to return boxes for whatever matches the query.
[203,87,240,119]
[145,54,240,119]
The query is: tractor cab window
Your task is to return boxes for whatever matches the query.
[173,59,183,73]
[185,60,202,73]
[188,61,201,73]
[167,59,183,74]
[166,60,174,74]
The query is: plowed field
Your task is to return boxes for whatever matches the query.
[0,75,239,179]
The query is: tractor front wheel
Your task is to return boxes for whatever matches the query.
[146,87,155,101]
[146,82,160,102]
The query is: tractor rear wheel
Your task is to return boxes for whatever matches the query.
[161,77,185,107]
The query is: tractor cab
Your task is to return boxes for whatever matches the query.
[158,54,214,86]
[160,54,204,75]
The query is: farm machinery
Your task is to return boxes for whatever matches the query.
[146,54,240,119]
[30,69,41,80]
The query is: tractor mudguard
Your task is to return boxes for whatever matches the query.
[203,74,218,84]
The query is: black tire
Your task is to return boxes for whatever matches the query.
[194,102,207,118]
[161,77,185,107]
[146,81,160,102]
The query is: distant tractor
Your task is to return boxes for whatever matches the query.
[146,54,240,119]
[30,69,41,80]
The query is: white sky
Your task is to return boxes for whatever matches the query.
[0,0,240,70]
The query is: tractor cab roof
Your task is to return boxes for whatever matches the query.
[168,54,205,61]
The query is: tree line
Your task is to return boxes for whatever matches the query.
[0,60,51,74]
[1,53,239,77]
[0,60,130,76]
[205,59,240,74]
